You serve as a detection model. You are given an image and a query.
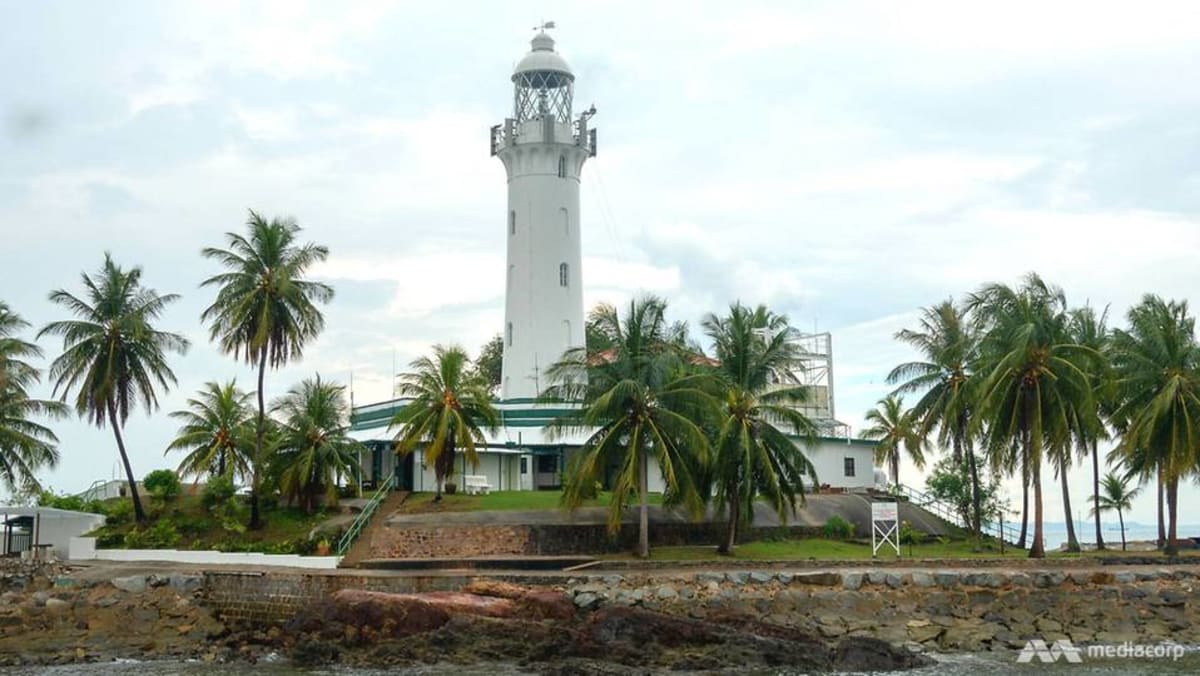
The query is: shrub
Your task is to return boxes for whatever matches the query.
[821,515,856,540]
[38,491,85,512]
[202,476,237,508]
[124,519,180,548]
[102,499,135,526]
[144,470,182,502]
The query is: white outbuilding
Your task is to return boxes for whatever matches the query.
[0,506,106,559]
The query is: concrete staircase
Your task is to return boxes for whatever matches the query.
[338,491,409,568]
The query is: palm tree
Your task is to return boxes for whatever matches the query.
[201,210,333,528]
[703,303,819,554]
[0,302,66,493]
[862,395,926,490]
[1068,305,1112,550]
[39,255,190,522]
[966,273,1093,558]
[548,296,713,558]
[888,301,985,537]
[390,345,499,500]
[1108,295,1200,555]
[272,375,363,514]
[165,380,254,482]
[1092,470,1140,551]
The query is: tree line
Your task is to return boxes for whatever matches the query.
[0,211,350,529]
[863,273,1198,556]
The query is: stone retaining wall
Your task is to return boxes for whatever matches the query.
[368,522,823,559]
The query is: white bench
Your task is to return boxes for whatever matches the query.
[462,475,492,495]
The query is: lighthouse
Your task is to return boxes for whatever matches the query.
[492,26,596,400]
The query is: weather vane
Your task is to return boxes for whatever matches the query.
[533,20,556,32]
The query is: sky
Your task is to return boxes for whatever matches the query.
[2,1,1199,532]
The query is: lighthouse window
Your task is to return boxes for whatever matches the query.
[506,322,513,346]
[557,155,566,178]
[509,210,516,235]
[559,263,569,287]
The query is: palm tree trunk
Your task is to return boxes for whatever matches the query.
[719,488,739,555]
[250,349,267,530]
[637,449,649,559]
[1157,468,1165,548]
[1091,440,1104,550]
[1017,463,1029,549]
[1164,476,1179,556]
[1118,508,1126,551]
[107,401,146,523]
[890,449,899,489]
[965,444,982,542]
[1029,451,1045,558]
[1060,454,1080,553]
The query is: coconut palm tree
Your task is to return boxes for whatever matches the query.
[1068,305,1112,550]
[0,302,66,493]
[703,303,819,554]
[966,273,1093,558]
[201,210,333,528]
[888,301,985,537]
[272,375,362,514]
[862,395,927,490]
[390,345,499,500]
[39,254,190,522]
[165,380,254,482]
[1108,295,1200,555]
[1092,470,1140,551]
[548,296,713,558]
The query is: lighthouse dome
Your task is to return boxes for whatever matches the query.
[513,31,574,82]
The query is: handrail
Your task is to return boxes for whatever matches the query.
[75,479,115,503]
[895,483,1021,546]
[335,474,395,556]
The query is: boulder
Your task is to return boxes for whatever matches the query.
[329,589,453,637]
[749,571,773,585]
[794,572,841,586]
[111,575,147,594]
[514,589,576,620]
[842,573,864,591]
[909,572,935,588]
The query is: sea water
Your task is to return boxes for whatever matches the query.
[6,651,1200,675]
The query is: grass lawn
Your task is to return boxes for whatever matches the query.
[395,490,665,514]
[87,494,338,554]
[637,537,1028,561]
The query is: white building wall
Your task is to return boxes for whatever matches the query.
[643,439,877,495]
[498,121,589,401]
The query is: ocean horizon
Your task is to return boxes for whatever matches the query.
[1036,520,1200,550]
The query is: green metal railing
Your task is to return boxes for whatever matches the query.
[335,474,395,556]
[895,483,1020,545]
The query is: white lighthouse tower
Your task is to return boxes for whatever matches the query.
[492,26,596,400]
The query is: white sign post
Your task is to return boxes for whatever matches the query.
[871,501,900,558]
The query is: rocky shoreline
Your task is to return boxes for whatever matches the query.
[1,558,1198,671]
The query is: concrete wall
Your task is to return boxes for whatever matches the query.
[68,537,340,569]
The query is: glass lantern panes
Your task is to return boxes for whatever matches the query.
[514,71,574,124]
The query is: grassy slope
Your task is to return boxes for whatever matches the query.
[88,495,336,553]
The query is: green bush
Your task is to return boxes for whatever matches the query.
[144,470,181,502]
[102,499,135,526]
[202,476,236,507]
[38,491,86,512]
[821,515,856,540]
[124,519,180,549]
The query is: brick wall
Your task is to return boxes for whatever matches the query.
[202,571,475,624]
